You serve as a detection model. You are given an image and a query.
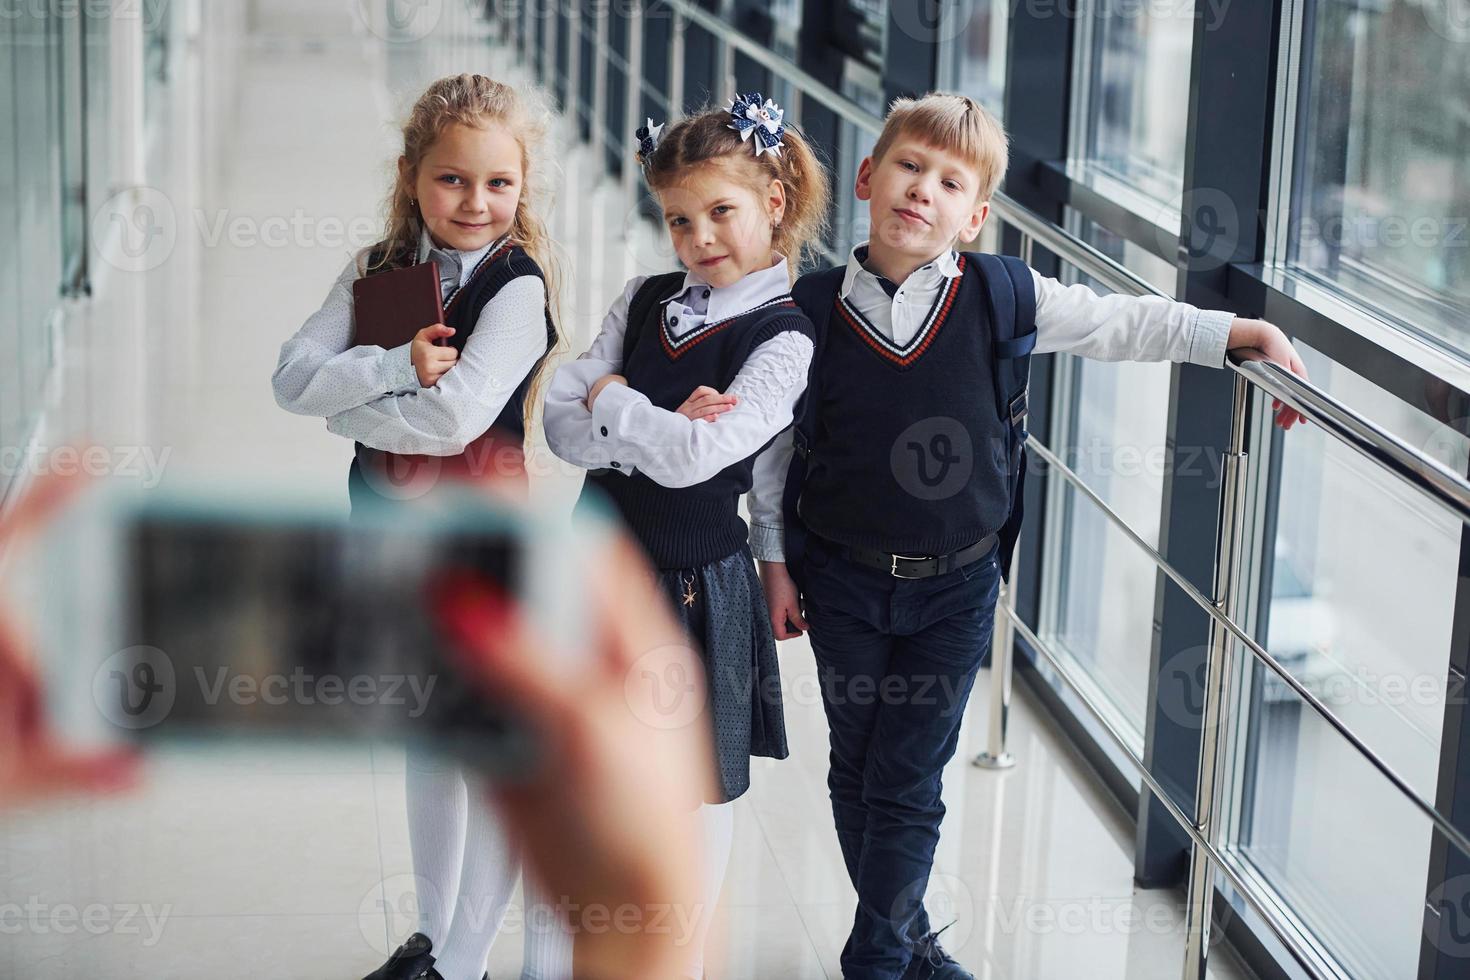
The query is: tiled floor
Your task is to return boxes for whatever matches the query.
[0,4,1255,978]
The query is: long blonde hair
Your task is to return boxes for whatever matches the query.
[368,73,566,441]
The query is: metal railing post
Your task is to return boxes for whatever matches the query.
[1181,371,1252,979]
[973,230,1033,772]
[974,560,1017,770]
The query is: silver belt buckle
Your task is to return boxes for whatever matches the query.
[889,552,930,579]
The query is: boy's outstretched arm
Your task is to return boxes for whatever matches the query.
[1029,271,1309,430]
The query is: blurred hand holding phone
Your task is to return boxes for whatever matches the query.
[3,470,603,778]
[0,460,715,978]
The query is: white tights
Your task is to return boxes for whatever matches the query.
[684,801,736,979]
[405,746,574,980]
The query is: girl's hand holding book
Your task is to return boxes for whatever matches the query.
[412,323,459,387]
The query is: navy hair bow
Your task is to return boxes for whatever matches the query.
[634,117,664,163]
[727,92,785,157]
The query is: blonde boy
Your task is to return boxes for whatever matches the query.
[749,93,1305,980]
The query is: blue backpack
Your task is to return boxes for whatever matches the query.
[782,253,1037,588]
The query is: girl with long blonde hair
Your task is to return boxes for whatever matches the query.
[273,72,571,980]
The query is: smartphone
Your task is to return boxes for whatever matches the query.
[14,479,601,778]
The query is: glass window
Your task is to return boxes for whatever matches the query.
[1078,0,1196,206]
[940,0,1007,115]
[732,0,775,96]
[1287,0,1470,355]
[83,4,111,272]
[553,3,570,108]
[14,7,63,443]
[680,18,718,117]
[1232,346,1465,977]
[532,0,547,85]
[143,0,170,130]
[1038,227,1178,747]
[640,1,673,127]
[834,111,879,255]
[577,5,595,142]
[1,12,19,461]
[59,11,86,292]
[603,6,629,175]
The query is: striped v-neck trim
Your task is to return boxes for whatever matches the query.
[444,238,515,315]
[834,254,966,368]
[658,294,797,360]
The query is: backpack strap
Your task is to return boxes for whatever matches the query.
[780,268,841,592]
[970,253,1037,582]
[621,272,686,367]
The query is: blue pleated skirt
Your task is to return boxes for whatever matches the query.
[657,542,790,803]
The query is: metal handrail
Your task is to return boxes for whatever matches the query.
[1021,426,1470,860]
[1236,357,1470,523]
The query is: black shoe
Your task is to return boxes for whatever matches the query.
[903,923,974,980]
[362,932,436,980]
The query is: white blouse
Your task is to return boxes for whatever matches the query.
[542,255,815,489]
[272,228,549,455]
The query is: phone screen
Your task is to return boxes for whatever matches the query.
[86,499,539,774]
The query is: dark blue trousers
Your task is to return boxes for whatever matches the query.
[802,533,1000,980]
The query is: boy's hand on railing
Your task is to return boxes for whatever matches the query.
[1227,318,1310,430]
[758,560,808,640]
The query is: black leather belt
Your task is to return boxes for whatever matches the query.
[839,534,999,580]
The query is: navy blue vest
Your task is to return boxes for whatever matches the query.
[793,255,1018,556]
[583,273,816,569]
[345,242,555,514]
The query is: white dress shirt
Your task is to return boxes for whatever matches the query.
[746,243,1237,562]
[272,228,549,455]
[542,255,815,488]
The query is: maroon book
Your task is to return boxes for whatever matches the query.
[351,260,445,349]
